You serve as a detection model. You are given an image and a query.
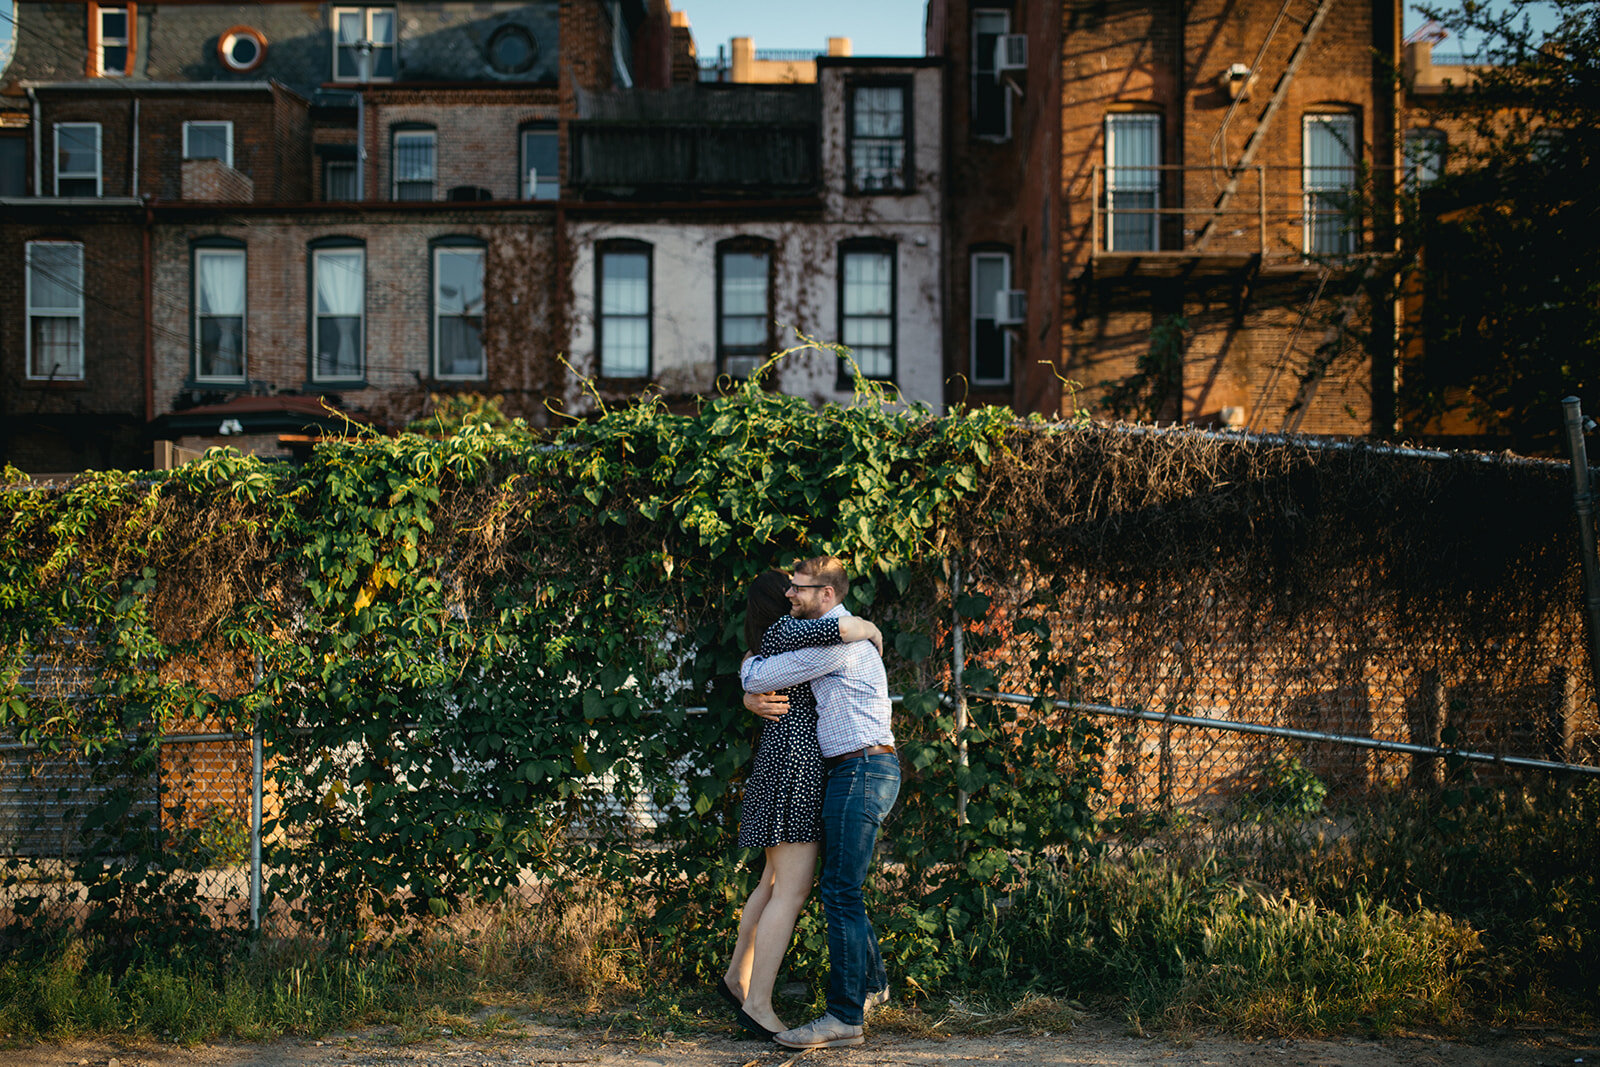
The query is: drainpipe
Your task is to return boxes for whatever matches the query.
[28,88,40,194]
[143,199,154,423]
[131,97,139,198]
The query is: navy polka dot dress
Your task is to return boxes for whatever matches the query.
[738,615,841,849]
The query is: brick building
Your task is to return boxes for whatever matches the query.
[928,0,1404,433]
[1,0,952,473]
[0,0,671,471]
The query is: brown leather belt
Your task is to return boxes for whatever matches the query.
[824,744,896,769]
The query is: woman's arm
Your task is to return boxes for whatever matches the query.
[836,616,884,657]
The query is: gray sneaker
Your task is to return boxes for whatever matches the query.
[775,1013,865,1049]
[865,985,890,1014]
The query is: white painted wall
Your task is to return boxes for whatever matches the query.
[565,61,945,414]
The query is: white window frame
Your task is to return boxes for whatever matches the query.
[54,122,102,197]
[96,4,130,77]
[970,250,1012,387]
[433,245,487,381]
[1403,128,1446,190]
[1303,113,1360,256]
[194,247,247,383]
[1105,112,1162,252]
[971,8,1011,140]
[597,244,652,379]
[311,247,366,382]
[183,120,234,167]
[839,244,896,383]
[392,129,436,201]
[520,126,558,200]
[25,240,86,381]
[331,6,396,83]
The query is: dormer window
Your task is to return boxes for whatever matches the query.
[92,3,133,77]
[333,6,396,82]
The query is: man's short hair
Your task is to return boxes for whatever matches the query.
[794,555,849,600]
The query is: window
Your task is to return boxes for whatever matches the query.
[392,129,435,200]
[838,241,895,383]
[1303,113,1359,255]
[324,159,356,201]
[332,6,396,82]
[54,123,101,197]
[487,24,538,75]
[94,4,130,77]
[521,124,558,200]
[848,84,910,194]
[0,138,25,197]
[183,121,233,167]
[1106,112,1161,252]
[970,250,1011,386]
[194,245,246,381]
[972,9,1010,139]
[1403,129,1445,191]
[25,241,85,380]
[218,26,268,72]
[311,244,365,381]
[434,243,486,380]
[597,242,651,378]
[717,240,772,379]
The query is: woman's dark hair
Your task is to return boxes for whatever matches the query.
[744,570,790,652]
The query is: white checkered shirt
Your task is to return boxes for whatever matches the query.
[741,604,895,759]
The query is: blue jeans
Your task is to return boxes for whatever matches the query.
[819,752,900,1026]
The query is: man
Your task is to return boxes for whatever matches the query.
[740,555,898,1050]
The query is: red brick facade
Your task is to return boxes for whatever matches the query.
[932,0,1402,433]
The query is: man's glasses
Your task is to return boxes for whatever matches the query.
[787,582,829,591]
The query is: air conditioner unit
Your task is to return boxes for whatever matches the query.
[994,34,1028,79]
[994,289,1027,326]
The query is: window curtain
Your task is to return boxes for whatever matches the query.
[600,251,649,377]
[316,251,363,377]
[436,249,484,377]
[30,318,82,378]
[199,251,245,378]
[842,251,892,378]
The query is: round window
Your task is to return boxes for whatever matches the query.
[487,25,538,75]
[219,26,268,72]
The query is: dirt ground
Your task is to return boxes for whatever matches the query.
[3,1015,1596,1067]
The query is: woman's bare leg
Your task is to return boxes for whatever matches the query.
[725,863,776,999]
[739,841,819,1033]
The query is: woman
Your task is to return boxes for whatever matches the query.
[719,569,880,1038]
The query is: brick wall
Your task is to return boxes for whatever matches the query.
[149,210,561,427]
[365,91,560,203]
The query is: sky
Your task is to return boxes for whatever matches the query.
[0,2,1565,81]
[673,0,927,58]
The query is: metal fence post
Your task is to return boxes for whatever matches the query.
[950,559,969,827]
[250,653,263,933]
[1561,397,1600,712]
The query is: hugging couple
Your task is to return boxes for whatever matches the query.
[717,555,900,1050]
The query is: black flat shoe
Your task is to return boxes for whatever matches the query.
[734,1006,778,1040]
[716,977,741,1010]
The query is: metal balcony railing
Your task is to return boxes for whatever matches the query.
[1089,164,1407,263]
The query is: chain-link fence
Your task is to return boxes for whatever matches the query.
[4,423,1599,943]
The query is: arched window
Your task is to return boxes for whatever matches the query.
[391,123,436,201]
[432,236,487,381]
[1303,111,1361,254]
[308,236,366,384]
